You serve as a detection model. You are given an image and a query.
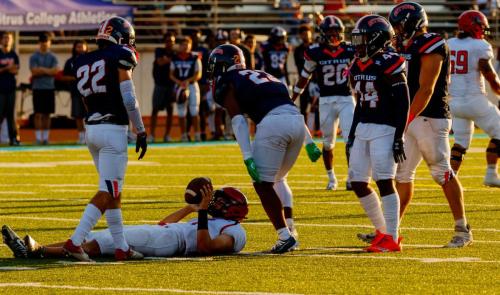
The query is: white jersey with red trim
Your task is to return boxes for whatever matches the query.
[448,37,494,98]
[165,217,246,254]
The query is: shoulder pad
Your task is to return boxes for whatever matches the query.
[117,45,138,70]
[375,51,406,75]
[416,33,446,55]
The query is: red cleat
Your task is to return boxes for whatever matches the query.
[365,234,402,253]
[63,239,93,262]
[115,248,144,261]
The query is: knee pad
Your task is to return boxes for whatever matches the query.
[451,145,467,163]
[430,168,455,186]
[487,138,500,156]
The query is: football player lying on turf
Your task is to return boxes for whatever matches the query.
[2,185,248,260]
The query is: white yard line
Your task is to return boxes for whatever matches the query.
[0,283,302,295]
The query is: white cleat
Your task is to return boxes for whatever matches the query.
[484,174,500,187]
[326,181,338,191]
[289,227,299,251]
[444,225,473,248]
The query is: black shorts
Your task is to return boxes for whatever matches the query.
[71,93,86,119]
[32,89,55,114]
[152,85,175,111]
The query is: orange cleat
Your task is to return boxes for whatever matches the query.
[365,234,402,253]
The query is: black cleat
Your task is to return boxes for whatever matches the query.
[270,236,297,254]
[2,225,27,258]
[24,235,44,258]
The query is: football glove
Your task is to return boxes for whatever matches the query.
[244,158,261,183]
[345,137,354,163]
[305,142,321,162]
[136,132,148,160]
[392,137,406,163]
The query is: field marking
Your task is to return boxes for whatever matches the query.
[0,283,302,295]
[0,267,38,271]
[0,161,160,168]
[2,215,500,235]
[0,191,35,195]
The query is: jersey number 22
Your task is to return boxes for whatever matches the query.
[77,59,107,97]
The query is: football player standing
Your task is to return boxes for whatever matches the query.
[208,44,304,253]
[347,15,409,252]
[292,16,356,191]
[389,2,472,247]
[448,10,500,187]
[64,17,148,261]
[261,26,290,86]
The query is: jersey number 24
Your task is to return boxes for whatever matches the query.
[77,59,107,97]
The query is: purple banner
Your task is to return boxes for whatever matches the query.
[0,0,132,31]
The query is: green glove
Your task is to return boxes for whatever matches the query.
[244,158,261,183]
[305,142,321,162]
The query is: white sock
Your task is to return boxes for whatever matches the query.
[71,204,102,246]
[277,227,291,240]
[327,169,336,182]
[455,218,468,231]
[486,164,497,176]
[42,130,49,141]
[307,114,315,131]
[273,180,293,208]
[105,208,129,251]
[286,218,295,230]
[382,193,400,242]
[359,191,386,232]
[35,130,42,141]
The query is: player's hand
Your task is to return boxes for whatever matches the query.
[345,137,354,163]
[244,158,261,183]
[392,137,406,163]
[136,132,148,160]
[199,184,213,210]
[305,142,321,162]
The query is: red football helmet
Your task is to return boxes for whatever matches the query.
[208,187,249,221]
[458,10,489,39]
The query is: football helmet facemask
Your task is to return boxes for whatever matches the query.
[208,187,249,221]
[352,15,394,60]
[458,10,490,39]
[269,26,287,45]
[319,15,345,45]
[96,16,136,47]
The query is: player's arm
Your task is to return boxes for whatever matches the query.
[118,68,147,159]
[291,52,315,101]
[158,204,198,225]
[186,58,202,83]
[408,53,443,122]
[389,73,410,139]
[479,58,500,95]
[196,184,235,255]
[169,63,183,86]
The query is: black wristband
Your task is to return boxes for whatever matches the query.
[198,209,208,230]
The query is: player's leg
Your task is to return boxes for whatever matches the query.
[177,101,188,142]
[450,116,473,174]
[350,136,386,236]
[150,85,165,143]
[188,83,201,141]
[338,97,355,190]
[41,90,55,144]
[395,120,423,219]
[472,101,500,186]
[371,132,400,247]
[421,118,471,247]
[319,99,338,190]
[253,113,303,253]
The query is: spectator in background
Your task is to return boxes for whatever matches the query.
[244,34,263,71]
[150,32,176,143]
[229,29,254,70]
[61,40,88,144]
[170,36,202,142]
[0,32,20,146]
[189,29,211,141]
[30,33,58,145]
[293,24,313,124]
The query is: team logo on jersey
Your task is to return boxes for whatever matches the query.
[393,4,416,16]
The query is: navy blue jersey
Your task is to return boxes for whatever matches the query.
[170,52,200,81]
[401,32,450,119]
[303,42,355,97]
[216,69,294,124]
[349,50,406,127]
[74,44,138,125]
[153,47,175,87]
[261,42,290,79]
